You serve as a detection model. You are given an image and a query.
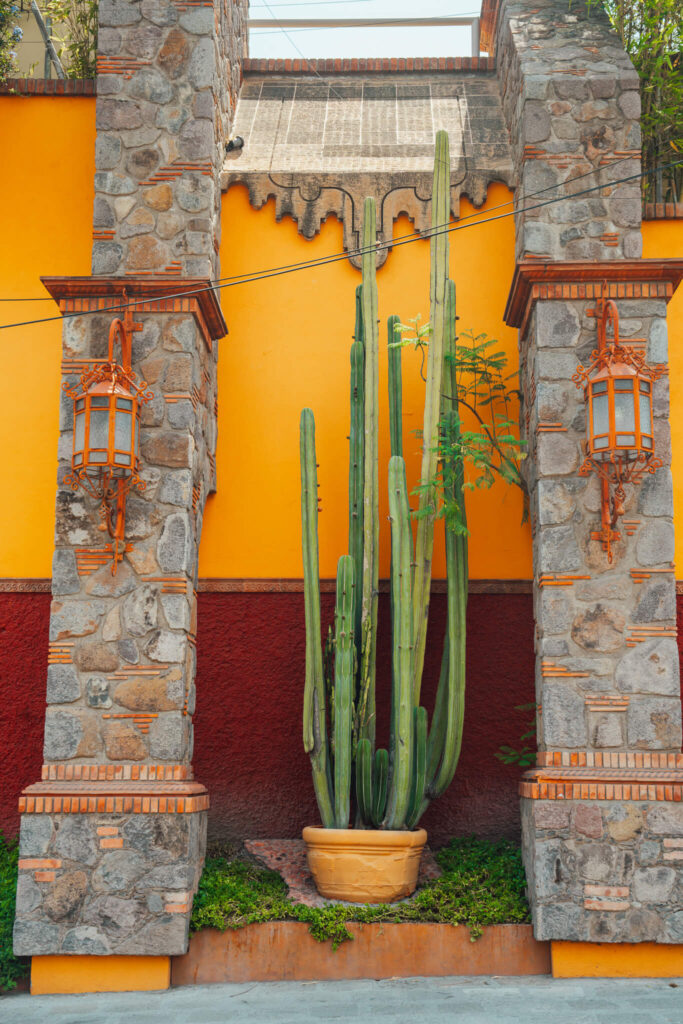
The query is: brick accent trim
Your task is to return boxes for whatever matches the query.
[242,57,493,74]
[643,202,683,221]
[19,780,209,814]
[0,577,535,594]
[0,78,95,96]
[538,752,683,769]
[504,259,683,337]
[41,764,191,781]
[41,276,227,343]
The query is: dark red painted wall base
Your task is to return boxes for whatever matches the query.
[0,591,536,846]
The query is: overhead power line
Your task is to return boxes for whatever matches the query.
[0,159,679,332]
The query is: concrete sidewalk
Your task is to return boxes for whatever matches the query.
[2,976,683,1024]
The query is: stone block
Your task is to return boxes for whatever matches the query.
[62,926,111,954]
[123,584,159,638]
[19,815,54,857]
[648,319,668,363]
[135,862,195,891]
[188,36,215,90]
[616,638,679,695]
[618,90,641,119]
[590,713,625,748]
[157,512,193,572]
[604,804,644,843]
[571,604,624,652]
[179,7,214,34]
[49,600,105,641]
[46,664,80,704]
[162,354,193,392]
[632,866,675,904]
[140,0,179,27]
[159,469,193,507]
[129,68,173,105]
[161,593,191,630]
[15,874,42,915]
[537,524,581,573]
[176,176,211,212]
[103,721,148,761]
[125,22,164,58]
[158,27,191,78]
[146,629,186,663]
[127,235,167,270]
[535,350,580,381]
[74,642,119,672]
[571,804,603,839]
[92,241,124,275]
[102,606,122,642]
[539,588,573,635]
[167,399,195,429]
[54,816,98,866]
[93,850,148,893]
[541,683,587,748]
[534,803,570,830]
[94,169,137,194]
[533,902,582,941]
[627,696,682,749]
[13,919,60,956]
[576,842,616,883]
[99,0,141,25]
[115,912,189,955]
[647,804,683,836]
[638,468,674,518]
[113,675,183,712]
[143,432,193,468]
[149,712,186,760]
[537,434,579,477]
[87,677,112,709]
[83,895,149,940]
[636,520,675,566]
[43,710,83,760]
[44,871,88,922]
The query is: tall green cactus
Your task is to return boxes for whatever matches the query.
[300,408,335,828]
[412,129,451,708]
[358,197,379,750]
[301,131,469,834]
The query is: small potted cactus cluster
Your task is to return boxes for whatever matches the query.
[300,131,469,903]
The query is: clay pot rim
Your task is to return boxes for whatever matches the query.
[303,826,427,849]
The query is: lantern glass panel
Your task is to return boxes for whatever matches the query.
[639,388,653,437]
[115,408,132,454]
[91,395,109,408]
[614,386,635,434]
[592,392,609,437]
[89,408,110,451]
[74,412,85,454]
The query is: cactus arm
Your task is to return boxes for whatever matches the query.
[406,706,428,830]
[387,314,403,458]
[333,555,355,828]
[371,747,389,826]
[349,334,365,672]
[300,408,335,827]
[358,197,380,749]
[412,129,451,708]
[355,737,373,826]
[426,631,449,784]
[384,455,414,829]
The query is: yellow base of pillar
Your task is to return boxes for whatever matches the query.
[552,941,683,978]
[31,955,171,994]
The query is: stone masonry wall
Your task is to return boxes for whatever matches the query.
[496,0,683,942]
[15,0,239,958]
[93,0,247,279]
[495,0,643,262]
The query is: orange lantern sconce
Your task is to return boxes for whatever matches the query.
[573,296,663,562]
[64,302,152,573]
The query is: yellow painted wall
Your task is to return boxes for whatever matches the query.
[202,182,531,579]
[0,95,681,580]
[0,97,95,577]
[642,220,683,564]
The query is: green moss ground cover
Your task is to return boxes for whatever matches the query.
[191,836,530,949]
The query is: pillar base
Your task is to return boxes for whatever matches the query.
[552,941,683,978]
[31,955,170,994]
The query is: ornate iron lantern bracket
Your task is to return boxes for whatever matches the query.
[573,292,663,563]
[63,295,153,573]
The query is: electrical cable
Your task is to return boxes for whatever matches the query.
[0,157,680,332]
[0,148,659,304]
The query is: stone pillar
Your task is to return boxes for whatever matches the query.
[14,0,245,965]
[494,0,683,944]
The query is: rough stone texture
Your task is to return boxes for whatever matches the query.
[93,0,248,276]
[522,798,683,941]
[14,811,206,955]
[493,0,683,945]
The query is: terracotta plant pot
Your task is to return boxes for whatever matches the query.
[303,826,428,903]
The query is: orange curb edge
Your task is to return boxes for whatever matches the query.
[31,955,171,994]
[552,941,683,978]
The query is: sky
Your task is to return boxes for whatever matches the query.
[248,1,483,59]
